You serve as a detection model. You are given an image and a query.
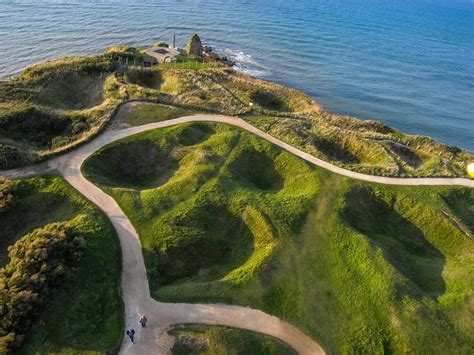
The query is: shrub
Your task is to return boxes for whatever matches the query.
[0,176,14,211]
[0,145,31,169]
[0,222,85,352]
[0,103,72,148]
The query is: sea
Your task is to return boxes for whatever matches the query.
[0,0,473,151]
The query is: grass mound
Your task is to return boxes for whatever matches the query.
[114,103,199,128]
[85,139,178,188]
[440,188,474,232]
[151,200,252,284]
[228,147,283,191]
[1,48,471,177]
[84,123,473,353]
[169,324,296,354]
[123,64,472,177]
[35,72,106,110]
[126,69,163,89]
[83,122,318,292]
[175,123,214,146]
[0,55,124,168]
[0,174,122,352]
[341,185,445,297]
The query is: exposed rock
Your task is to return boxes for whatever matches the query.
[184,33,203,57]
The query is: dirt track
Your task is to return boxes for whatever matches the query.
[2,105,473,354]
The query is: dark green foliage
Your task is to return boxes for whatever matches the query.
[0,223,85,352]
[0,103,72,147]
[0,176,14,211]
[0,144,31,169]
[0,175,122,352]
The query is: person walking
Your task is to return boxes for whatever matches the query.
[139,314,148,327]
[126,328,135,344]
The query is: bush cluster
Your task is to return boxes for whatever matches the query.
[0,103,72,148]
[0,223,85,352]
[0,145,31,170]
[0,176,14,211]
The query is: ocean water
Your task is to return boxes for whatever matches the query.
[1,0,473,151]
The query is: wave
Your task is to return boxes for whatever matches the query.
[218,48,270,77]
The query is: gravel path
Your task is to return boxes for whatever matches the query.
[1,107,473,354]
[46,114,325,354]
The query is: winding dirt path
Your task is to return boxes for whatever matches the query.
[1,107,473,354]
[2,108,473,187]
[48,114,326,354]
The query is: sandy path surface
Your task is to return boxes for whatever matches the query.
[1,106,473,354]
[2,107,473,187]
[46,114,325,354]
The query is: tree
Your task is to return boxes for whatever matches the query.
[0,222,85,351]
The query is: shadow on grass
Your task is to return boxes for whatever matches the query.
[340,185,445,299]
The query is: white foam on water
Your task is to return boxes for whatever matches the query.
[219,48,270,77]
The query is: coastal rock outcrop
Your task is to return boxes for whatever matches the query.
[184,34,203,57]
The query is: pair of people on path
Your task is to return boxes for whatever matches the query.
[126,315,148,344]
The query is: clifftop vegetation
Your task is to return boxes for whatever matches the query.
[0,222,84,352]
[0,55,125,169]
[0,176,14,211]
[0,46,472,177]
[0,175,122,353]
[83,123,474,353]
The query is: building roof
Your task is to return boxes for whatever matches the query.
[142,46,180,63]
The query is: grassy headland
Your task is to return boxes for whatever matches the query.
[123,67,472,177]
[0,54,127,169]
[83,122,473,354]
[169,324,296,354]
[0,175,122,353]
[1,46,471,177]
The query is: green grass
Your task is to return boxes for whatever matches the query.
[0,55,125,169]
[0,174,123,353]
[83,122,474,354]
[169,324,296,354]
[160,61,217,70]
[124,64,472,177]
[2,49,471,176]
[122,104,200,127]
